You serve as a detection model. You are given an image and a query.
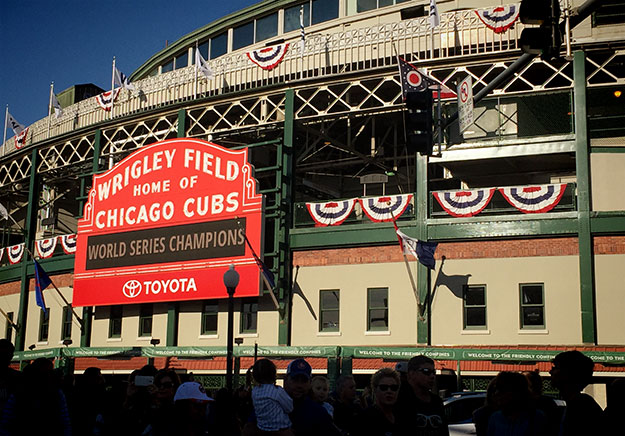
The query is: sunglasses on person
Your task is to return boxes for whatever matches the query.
[415,368,436,376]
[377,384,399,392]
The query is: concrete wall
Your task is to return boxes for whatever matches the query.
[591,153,625,211]
[594,253,625,345]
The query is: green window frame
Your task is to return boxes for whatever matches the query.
[319,289,340,332]
[519,283,545,329]
[367,287,388,331]
[61,305,72,340]
[463,285,487,329]
[5,312,13,341]
[38,308,49,342]
[240,299,258,333]
[138,304,153,337]
[109,305,123,338]
[201,302,219,335]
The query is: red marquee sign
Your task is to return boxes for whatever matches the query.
[73,138,264,306]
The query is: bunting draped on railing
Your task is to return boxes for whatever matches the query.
[359,194,413,222]
[246,43,289,70]
[7,244,24,264]
[499,184,567,213]
[59,234,77,254]
[475,4,520,33]
[14,128,28,149]
[433,188,496,217]
[306,199,357,227]
[35,238,58,259]
[0,234,77,264]
[95,89,121,111]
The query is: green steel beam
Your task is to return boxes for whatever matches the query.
[590,212,625,233]
[81,129,103,347]
[166,303,179,346]
[177,109,186,138]
[279,89,294,346]
[574,50,596,345]
[15,149,40,352]
[416,154,429,344]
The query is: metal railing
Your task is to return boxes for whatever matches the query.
[2,8,525,154]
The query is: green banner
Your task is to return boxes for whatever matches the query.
[235,346,339,358]
[64,347,141,358]
[143,346,227,358]
[13,348,59,361]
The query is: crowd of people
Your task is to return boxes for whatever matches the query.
[0,339,623,436]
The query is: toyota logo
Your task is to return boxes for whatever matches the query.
[123,280,142,298]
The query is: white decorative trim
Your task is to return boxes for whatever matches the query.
[365,330,391,336]
[518,329,549,334]
[237,333,259,338]
[461,329,491,335]
[199,334,219,339]
[106,337,123,342]
[317,331,341,337]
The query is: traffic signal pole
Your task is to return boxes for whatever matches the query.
[441,0,604,136]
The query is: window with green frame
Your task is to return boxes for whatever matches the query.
[109,305,123,338]
[138,304,153,337]
[5,312,13,341]
[463,285,487,329]
[319,290,340,332]
[519,283,545,329]
[367,287,388,331]
[201,302,219,335]
[240,299,258,333]
[61,305,72,340]
[38,308,49,342]
[593,1,625,26]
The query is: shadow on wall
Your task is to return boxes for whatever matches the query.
[432,256,472,300]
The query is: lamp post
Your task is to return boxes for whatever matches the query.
[223,264,240,393]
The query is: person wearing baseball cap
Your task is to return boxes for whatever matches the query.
[172,382,213,435]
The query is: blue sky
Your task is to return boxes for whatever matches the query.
[0,0,258,128]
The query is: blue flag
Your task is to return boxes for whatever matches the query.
[34,260,52,315]
[416,240,439,270]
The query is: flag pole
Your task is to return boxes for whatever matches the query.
[111,57,116,120]
[389,207,424,319]
[234,218,280,310]
[1,208,84,327]
[0,306,18,331]
[2,105,8,157]
[194,40,199,99]
[47,82,54,138]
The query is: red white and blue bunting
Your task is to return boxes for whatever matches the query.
[306,199,357,227]
[95,88,121,111]
[7,243,24,265]
[498,184,567,214]
[475,4,520,34]
[15,127,28,149]
[59,233,77,254]
[246,43,289,70]
[359,194,413,223]
[433,188,496,217]
[35,238,58,259]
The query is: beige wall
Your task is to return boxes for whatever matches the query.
[595,254,625,345]
[291,262,421,346]
[24,286,81,349]
[591,153,625,211]
[91,303,168,347]
[1,292,20,341]
[432,256,582,345]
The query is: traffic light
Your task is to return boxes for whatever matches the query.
[519,0,562,60]
[405,90,433,155]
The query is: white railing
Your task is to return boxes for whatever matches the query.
[2,8,524,154]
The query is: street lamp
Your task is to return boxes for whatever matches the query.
[223,263,240,393]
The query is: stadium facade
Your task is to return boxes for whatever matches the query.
[1,0,624,398]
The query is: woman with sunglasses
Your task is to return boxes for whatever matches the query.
[353,368,401,436]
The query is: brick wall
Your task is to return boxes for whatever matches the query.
[0,273,73,297]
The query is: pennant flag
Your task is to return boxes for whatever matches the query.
[498,184,567,213]
[36,238,57,259]
[59,234,77,254]
[7,243,25,264]
[95,89,121,111]
[114,66,136,91]
[398,57,437,98]
[0,203,8,221]
[52,93,63,118]
[299,5,306,56]
[247,43,289,70]
[433,188,495,217]
[6,112,25,136]
[195,50,215,80]
[393,220,438,269]
[34,260,52,316]
[359,194,413,223]
[306,199,356,226]
[475,4,520,34]
[429,0,440,29]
